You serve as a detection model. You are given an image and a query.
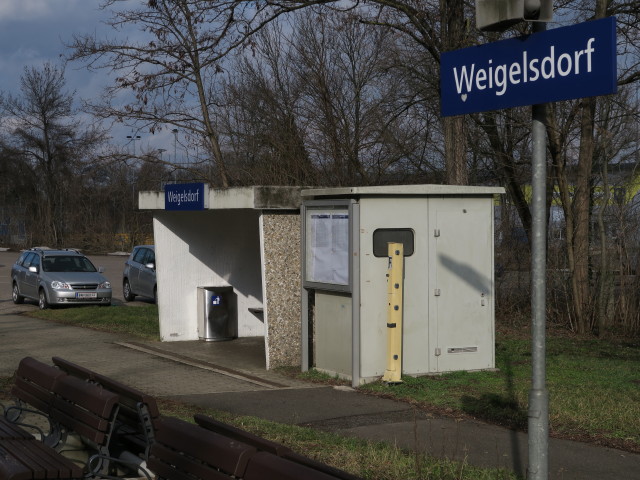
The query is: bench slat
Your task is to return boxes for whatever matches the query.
[10,357,64,415]
[15,358,63,392]
[5,440,60,479]
[0,439,83,480]
[24,440,83,478]
[194,414,361,480]
[49,357,96,383]
[0,420,32,441]
[49,375,119,445]
[52,357,160,419]
[150,418,256,478]
[194,414,292,456]
[52,375,118,419]
[244,452,342,480]
[90,375,160,419]
[11,378,52,415]
[50,402,110,444]
[146,452,195,480]
[280,451,363,480]
[0,443,38,480]
[149,443,231,480]
[0,446,33,480]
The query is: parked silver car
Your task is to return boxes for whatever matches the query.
[11,248,112,309]
[122,245,157,303]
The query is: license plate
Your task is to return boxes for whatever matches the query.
[76,292,97,299]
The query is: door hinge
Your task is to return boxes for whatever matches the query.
[434,229,440,237]
[435,347,441,356]
[434,288,441,296]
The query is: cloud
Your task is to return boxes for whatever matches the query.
[0,1,177,152]
[0,1,104,94]
[0,0,65,20]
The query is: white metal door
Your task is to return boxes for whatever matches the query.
[428,197,495,372]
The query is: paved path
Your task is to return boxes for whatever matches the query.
[0,309,639,478]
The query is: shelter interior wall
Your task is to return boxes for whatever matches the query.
[154,210,264,341]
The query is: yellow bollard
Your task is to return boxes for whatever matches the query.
[382,242,404,384]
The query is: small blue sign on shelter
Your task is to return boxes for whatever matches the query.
[441,17,617,117]
[165,183,206,211]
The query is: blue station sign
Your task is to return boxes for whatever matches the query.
[165,182,206,211]
[441,17,617,117]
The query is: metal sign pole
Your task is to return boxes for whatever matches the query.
[528,22,549,480]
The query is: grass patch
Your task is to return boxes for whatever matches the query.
[360,333,640,452]
[155,398,517,480]
[277,366,350,386]
[25,305,160,341]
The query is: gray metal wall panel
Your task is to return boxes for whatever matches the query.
[315,291,353,378]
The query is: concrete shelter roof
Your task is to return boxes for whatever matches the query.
[139,184,505,211]
[302,184,505,198]
[139,186,303,210]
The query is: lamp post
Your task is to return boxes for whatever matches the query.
[125,133,142,207]
[157,149,167,187]
[126,134,141,157]
[475,3,552,479]
[172,129,178,164]
[122,134,140,244]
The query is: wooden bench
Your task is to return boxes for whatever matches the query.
[148,417,352,480]
[147,416,257,479]
[194,414,362,480]
[3,356,66,442]
[1,357,121,480]
[3,357,362,480]
[52,356,161,462]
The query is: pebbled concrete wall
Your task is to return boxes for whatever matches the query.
[260,212,301,369]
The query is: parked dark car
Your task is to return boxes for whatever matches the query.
[11,248,112,309]
[122,245,157,303]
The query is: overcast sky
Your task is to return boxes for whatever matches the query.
[0,1,109,98]
[0,1,180,154]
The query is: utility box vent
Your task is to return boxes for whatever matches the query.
[448,347,478,354]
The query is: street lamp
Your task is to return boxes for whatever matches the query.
[126,134,141,156]
[171,129,179,166]
[156,149,167,187]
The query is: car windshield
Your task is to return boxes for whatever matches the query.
[42,255,97,273]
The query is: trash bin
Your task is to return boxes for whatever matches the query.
[197,287,236,341]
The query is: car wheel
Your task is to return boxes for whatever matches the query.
[38,289,49,310]
[12,283,25,304]
[123,279,135,302]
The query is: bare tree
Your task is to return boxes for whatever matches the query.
[547,0,640,334]
[224,7,442,186]
[289,9,408,185]
[266,0,475,184]
[0,63,105,246]
[222,20,314,185]
[67,0,321,188]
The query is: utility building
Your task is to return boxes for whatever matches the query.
[300,185,504,386]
